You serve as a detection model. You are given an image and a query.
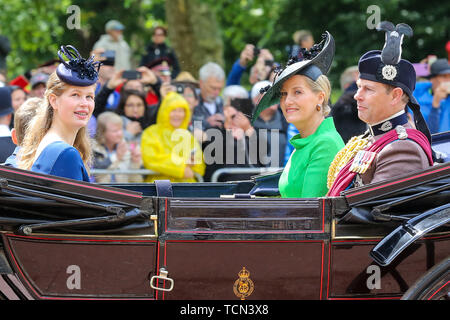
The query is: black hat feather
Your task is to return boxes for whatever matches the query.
[377,21,413,65]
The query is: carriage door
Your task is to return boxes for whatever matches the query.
[152,197,331,300]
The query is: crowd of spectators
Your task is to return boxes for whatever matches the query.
[0,21,449,183]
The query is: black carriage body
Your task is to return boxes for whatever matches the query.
[0,146,449,300]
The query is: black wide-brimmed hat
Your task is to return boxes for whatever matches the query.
[56,45,101,86]
[252,31,335,123]
[358,21,432,144]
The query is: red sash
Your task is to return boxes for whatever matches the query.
[327,129,433,196]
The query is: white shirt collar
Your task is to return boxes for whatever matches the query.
[0,124,11,137]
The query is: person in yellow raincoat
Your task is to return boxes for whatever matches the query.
[141,91,205,182]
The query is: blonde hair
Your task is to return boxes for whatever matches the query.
[293,30,313,45]
[13,97,41,145]
[18,72,92,171]
[303,74,331,116]
[95,111,123,145]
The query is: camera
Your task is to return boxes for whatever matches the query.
[253,46,261,58]
[171,81,186,94]
[101,50,115,66]
[175,84,185,94]
[264,59,274,67]
[122,70,142,80]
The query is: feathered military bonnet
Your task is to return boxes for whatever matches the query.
[358,21,431,143]
[56,45,101,86]
[252,31,335,123]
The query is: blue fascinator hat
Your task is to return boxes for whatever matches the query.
[56,45,101,86]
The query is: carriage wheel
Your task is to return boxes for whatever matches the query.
[401,257,449,300]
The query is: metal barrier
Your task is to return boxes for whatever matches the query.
[210,167,284,182]
[90,167,284,183]
[90,169,204,182]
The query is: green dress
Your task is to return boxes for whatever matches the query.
[279,117,344,198]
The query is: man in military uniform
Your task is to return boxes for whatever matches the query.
[327,22,434,196]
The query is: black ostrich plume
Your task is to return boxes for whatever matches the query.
[376,21,413,65]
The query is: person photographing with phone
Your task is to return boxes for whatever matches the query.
[122,70,142,80]
[94,64,160,112]
[413,58,450,133]
[93,65,162,131]
[226,44,276,86]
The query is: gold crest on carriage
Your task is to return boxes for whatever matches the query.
[233,267,254,300]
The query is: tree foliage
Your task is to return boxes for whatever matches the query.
[59,0,166,67]
[266,0,450,89]
[0,0,448,93]
[165,0,224,76]
[203,0,284,63]
[0,0,166,78]
[0,0,71,77]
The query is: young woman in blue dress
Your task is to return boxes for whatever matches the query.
[18,46,101,182]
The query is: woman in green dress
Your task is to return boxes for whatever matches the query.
[252,32,344,198]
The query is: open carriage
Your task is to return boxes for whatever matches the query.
[0,132,449,300]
